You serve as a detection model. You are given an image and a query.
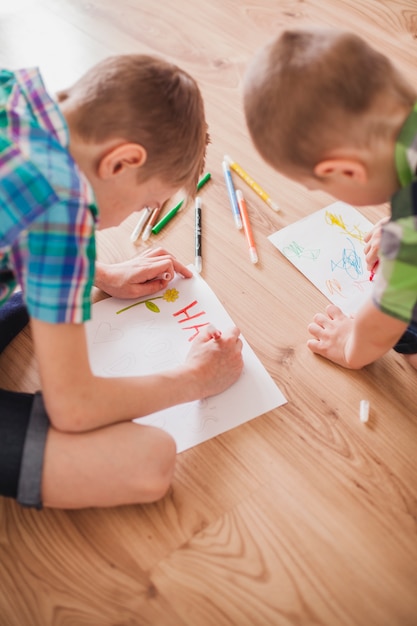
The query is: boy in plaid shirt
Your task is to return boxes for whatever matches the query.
[0,56,243,509]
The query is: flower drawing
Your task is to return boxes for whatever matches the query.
[116,288,180,315]
[162,288,179,303]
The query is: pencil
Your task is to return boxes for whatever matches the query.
[224,154,279,212]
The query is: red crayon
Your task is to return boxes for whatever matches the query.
[369,259,379,281]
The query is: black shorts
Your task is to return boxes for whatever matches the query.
[0,389,50,509]
[393,321,417,354]
[0,289,29,352]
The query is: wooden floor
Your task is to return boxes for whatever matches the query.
[1,1,417,624]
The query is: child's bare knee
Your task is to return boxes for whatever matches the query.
[150,435,176,500]
[133,429,176,502]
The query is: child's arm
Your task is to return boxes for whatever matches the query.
[30,317,243,432]
[95,247,193,299]
[307,301,407,369]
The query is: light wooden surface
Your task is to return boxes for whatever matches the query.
[1,1,417,625]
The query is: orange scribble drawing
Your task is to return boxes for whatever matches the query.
[353,279,370,292]
[325,279,346,298]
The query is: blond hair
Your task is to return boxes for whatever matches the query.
[59,55,208,197]
[243,29,416,173]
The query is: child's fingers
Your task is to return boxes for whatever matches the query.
[365,247,379,271]
[363,230,372,244]
[204,325,222,341]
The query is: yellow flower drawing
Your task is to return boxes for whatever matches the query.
[116,288,180,315]
[162,288,179,303]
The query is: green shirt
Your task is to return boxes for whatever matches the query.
[373,102,417,325]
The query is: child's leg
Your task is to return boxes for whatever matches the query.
[1,388,176,509]
[41,421,176,509]
[0,389,35,500]
[393,322,417,370]
[404,354,417,369]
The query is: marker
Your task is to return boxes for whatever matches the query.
[369,259,379,281]
[130,207,152,242]
[155,272,172,281]
[142,206,162,241]
[222,160,242,229]
[359,399,370,423]
[152,172,211,234]
[224,154,279,211]
[236,190,258,264]
[195,196,202,273]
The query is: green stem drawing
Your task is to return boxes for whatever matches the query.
[116,296,164,315]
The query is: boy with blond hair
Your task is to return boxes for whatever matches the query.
[0,55,243,510]
[243,28,417,371]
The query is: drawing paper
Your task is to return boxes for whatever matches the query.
[86,267,287,452]
[268,201,375,316]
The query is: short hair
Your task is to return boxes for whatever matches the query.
[60,55,208,198]
[243,29,416,173]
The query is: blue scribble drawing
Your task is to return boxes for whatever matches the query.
[330,238,363,279]
[283,241,321,261]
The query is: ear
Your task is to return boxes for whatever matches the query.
[314,158,368,184]
[98,143,147,179]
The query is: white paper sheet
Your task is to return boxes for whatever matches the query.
[268,201,375,316]
[86,267,286,452]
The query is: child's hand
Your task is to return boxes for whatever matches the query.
[307,305,356,368]
[94,247,193,298]
[184,325,244,398]
[307,300,408,369]
[363,216,389,271]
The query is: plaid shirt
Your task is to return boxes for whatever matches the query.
[0,67,98,323]
[373,101,417,325]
